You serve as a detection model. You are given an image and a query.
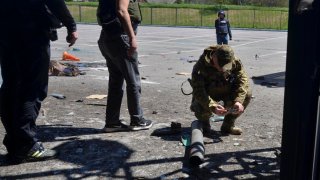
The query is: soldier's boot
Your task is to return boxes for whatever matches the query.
[201,120,211,135]
[220,117,242,135]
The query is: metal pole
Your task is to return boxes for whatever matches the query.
[200,9,203,27]
[175,8,178,26]
[151,7,153,25]
[79,5,82,22]
[253,9,255,28]
[280,11,282,30]
[189,120,205,167]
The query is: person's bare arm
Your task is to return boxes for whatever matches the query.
[117,0,137,57]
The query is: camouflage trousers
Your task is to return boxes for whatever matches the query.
[190,91,252,128]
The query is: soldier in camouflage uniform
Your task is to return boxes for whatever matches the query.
[190,45,251,135]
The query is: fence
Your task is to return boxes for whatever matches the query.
[67,5,288,30]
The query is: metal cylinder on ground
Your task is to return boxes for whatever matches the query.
[189,120,205,167]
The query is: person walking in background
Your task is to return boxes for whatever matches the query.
[0,0,78,163]
[97,0,153,133]
[215,10,232,45]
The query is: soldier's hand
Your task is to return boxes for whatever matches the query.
[232,102,244,114]
[229,37,232,40]
[214,105,228,116]
[66,31,78,47]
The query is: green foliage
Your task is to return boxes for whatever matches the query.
[65,2,288,11]
[66,3,288,30]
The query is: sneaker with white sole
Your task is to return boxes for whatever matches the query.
[130,118,153,131]
[10,142,58,163]
[102,121,129,133]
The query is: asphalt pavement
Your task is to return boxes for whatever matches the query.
[0,25,287,179]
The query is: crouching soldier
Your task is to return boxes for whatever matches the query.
[190,45,251,135]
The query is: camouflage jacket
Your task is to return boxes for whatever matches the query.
[191,46,250,109]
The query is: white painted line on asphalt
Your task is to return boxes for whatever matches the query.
[259,51,287,58]
[89,68,108,71]
[89,75,160,85]
[142,36,287,56]
[91,60,105,63]
[139,55,151,58]
[52,42,99,47]
[233,36,287,47]
[138,65,151,68]
[141,80,160,85]
[139,35,212,44]
[83,65,149,71]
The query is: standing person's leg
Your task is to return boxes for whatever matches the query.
[98,30,152,131]
[105,61,125,125]
[98,30,128,132]
[216,34,223,45]
[1,36,57,161]
[108,33,152,130]
[0,42,20,156]
[222,34,229,45]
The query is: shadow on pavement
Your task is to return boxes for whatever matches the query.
[0,125,280,179]
[185,147,280,179]
[252,71,285,88]
[1,138,135,179]
[36,125,102,142]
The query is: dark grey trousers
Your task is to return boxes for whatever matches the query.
[0,33,50,155]
[98,29,143,124]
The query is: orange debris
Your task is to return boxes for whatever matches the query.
[62,51,80,61]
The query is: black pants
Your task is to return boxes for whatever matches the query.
[98,28,143,124]
[0,34,50,155]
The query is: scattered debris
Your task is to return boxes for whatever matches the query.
[181,78,193,95]
[255,54,259,60]
[86,94,108,100]
[255,134,267,139]
[76,99,84,102]
[176,72,191,76]
[152,111,158,114]
[168,68,173,70]
[85,103,107,106]
[72,48,80,51]
[151,122,182,136]
[40,108,47,117]
[50,93,66,99]
[67,112,75,116]
[181,134,191,146]
[141,77,147,80]
[49,60,82,76]
[233,142,241,146]
[180,56,198,63]
[62,51,80,61]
